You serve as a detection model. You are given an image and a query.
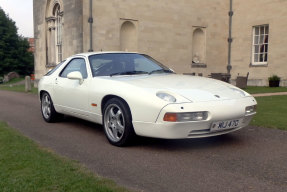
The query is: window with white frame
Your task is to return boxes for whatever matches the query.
[252,25,269,65]
[55,4,63,63]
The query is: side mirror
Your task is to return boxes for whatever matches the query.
[67,71,84,84]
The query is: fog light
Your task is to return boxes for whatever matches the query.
[245,105,257,115]
[163,112,208,122]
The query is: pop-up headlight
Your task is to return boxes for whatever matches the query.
[156,92,176,103]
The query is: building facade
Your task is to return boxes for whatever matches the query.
[231,0,287,86]
[33,0,287,86]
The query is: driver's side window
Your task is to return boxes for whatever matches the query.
[60,58,88,79]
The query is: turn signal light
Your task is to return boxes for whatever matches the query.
[163,113,177,122]
[163,112,208,122]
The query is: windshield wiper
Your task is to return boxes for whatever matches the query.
[148,69,174,75]
[110,71,149,77]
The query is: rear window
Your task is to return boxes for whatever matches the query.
[45,60,66,76]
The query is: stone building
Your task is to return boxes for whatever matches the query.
[231,0,287,86]
[33,0,287,86]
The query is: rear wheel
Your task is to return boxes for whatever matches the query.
[41,92,61,123]
[103,98,135,146]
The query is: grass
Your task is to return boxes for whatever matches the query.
[0,121,129,192]
[0,84,38,94]
[244,86,287,94]
[0,77,38,94]
[2,77,25,84]
[251,95,287,130]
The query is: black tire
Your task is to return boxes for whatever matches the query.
[103,98,135,146]
[41,92,62,123]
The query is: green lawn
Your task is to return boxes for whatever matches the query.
[1,77,25,84]
[0,77,37,94]
[251,95,287,130]
[0,84,38,94]
[0,122,129,192]
[244,86,287,94]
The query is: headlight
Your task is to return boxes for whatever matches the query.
[231,88,247,97]
[156,92,176,103]
[163,112,208,122]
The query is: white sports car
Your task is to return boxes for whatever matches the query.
[39,52,257,146]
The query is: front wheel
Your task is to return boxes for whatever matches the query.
[103,98,135,146]
[41,92,61,123]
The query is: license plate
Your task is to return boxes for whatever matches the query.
[210,119,241,132]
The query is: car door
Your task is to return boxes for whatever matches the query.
[53,57,90,117]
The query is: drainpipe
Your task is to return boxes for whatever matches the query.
[227,0,233,77]
[88,0,93,52]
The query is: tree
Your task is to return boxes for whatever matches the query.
[0,7,33,77]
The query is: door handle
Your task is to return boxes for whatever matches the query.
[55,78,58,84]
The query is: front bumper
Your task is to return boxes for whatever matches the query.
[133,97,257,139]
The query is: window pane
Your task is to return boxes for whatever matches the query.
[45,60,66,76]
[260,44,265,53]
[265,44,268,52]
[255,45,259,53]
[255,36,259,44]
[259,54,264,62]
[254,54,259,62]
[255,27,259,35]
[260,35,264,44]
[260,26,264,35]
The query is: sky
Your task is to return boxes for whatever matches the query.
[0,0,33,37]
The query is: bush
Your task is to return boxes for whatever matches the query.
[268,75,280,87]
[268,75,281,81]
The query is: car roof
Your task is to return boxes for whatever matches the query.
[74,51,139,57]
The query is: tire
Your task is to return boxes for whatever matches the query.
[103,98,135,146]
[41,92,61,123]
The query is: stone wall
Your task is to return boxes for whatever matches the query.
[62,0,83,57]
[84,0,229,76]
[231,0,287,86]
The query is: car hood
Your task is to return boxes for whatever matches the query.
[109,74,250,102]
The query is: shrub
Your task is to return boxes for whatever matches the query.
[268,75,281,81]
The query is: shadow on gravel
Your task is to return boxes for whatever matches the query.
[59,115,244,151]
[134,134,243,151]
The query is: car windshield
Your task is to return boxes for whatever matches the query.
[88,53,174,77]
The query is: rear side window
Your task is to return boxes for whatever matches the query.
[59,58,88,79]
[45,60,66,76]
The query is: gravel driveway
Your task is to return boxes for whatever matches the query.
[0,90,287,192]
